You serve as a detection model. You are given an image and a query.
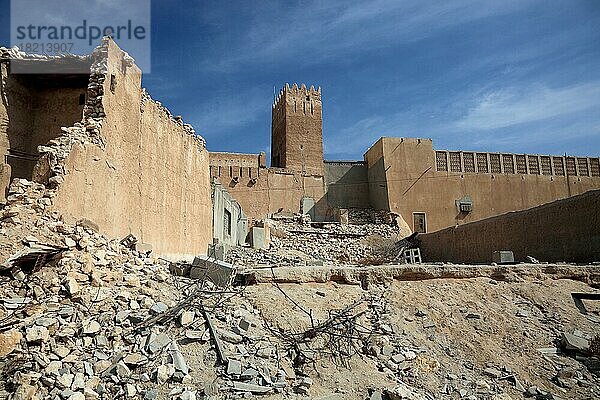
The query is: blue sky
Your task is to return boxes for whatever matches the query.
[1,0,599,160]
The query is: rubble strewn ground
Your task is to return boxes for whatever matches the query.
[227,218,402,267]
[1,178,600,400]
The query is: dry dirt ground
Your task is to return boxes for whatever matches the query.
[222,276,599,399]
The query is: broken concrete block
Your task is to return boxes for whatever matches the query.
[150,302,168,314]
[391,353,405,364]
[134,242,153,255]
[179,311,195,326]
[381,344,394,357]
[227,359,242,375]
[168,342,189,374]
[207,243,225,261]
[156,364,175,384]
[250,227,268,249]
[562,332,589,353]
[146,333,171,354]
[123,353,148,366]
[241,368,259,380]
[483,367,502,379]
[65,277,80,296]
[369,391,384,400]
[25,325,49,343]
[81,319,101,334]
[112,361,131,378]
[232,382,272,394]
[492,250,514,264]
[219,329,243,344]
[190,256,236,287]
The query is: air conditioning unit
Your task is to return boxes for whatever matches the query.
[456,196,473,213]
[459,202,472,213]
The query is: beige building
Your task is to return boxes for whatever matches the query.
[1,38,213,258]
[210,83,600,235]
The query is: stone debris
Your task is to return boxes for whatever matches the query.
[227,215,404,267]
[0,176,599,399]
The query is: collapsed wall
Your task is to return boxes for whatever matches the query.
[1,38,212,258]
[419,189,600,263]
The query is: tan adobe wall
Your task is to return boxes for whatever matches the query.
[48,39,212,258]
[209,151,262,182]
[365,137,600,233]
[271,83,324,176]
[419,189,600,263]
[209,160,326,221]
[324,161,370,209]
[364,139,389,211]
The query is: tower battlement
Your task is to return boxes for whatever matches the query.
[271,83,324,176]
[273,83,321,108]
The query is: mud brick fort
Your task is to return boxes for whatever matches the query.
[209,84,600,237]
[1,36,600,400]
[1,38,599,262]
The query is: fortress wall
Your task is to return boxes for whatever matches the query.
[208,150,327,221]
[365,137,600,233]
[50,39,212,258]
[419,189,600,263]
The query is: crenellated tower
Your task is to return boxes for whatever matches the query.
[271,83,324,176]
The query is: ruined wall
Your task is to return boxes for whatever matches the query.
[212,181,248,246]
[0,69,89,179]
[419,189,600,263]
[271,84,324,176]
[49,39,212,258]
[324,161,370,209]
[365,137,600,233]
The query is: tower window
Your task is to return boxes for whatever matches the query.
[294,101,296,112]
[310,102,313,115]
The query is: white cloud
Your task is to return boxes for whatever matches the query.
[200,0,533,72]
[456,81,600,130]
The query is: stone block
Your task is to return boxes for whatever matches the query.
[135,242,153,255]
[492,250,514,264]
[207,243,225,261]
[190,256,236,288]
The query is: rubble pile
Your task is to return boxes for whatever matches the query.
[347,208,397,225]
[227,217,402,267]
[0,179,424,400]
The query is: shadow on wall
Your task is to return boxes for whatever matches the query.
[1,62,90,182]
[324,162,371,210]
[418,189,600,264]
